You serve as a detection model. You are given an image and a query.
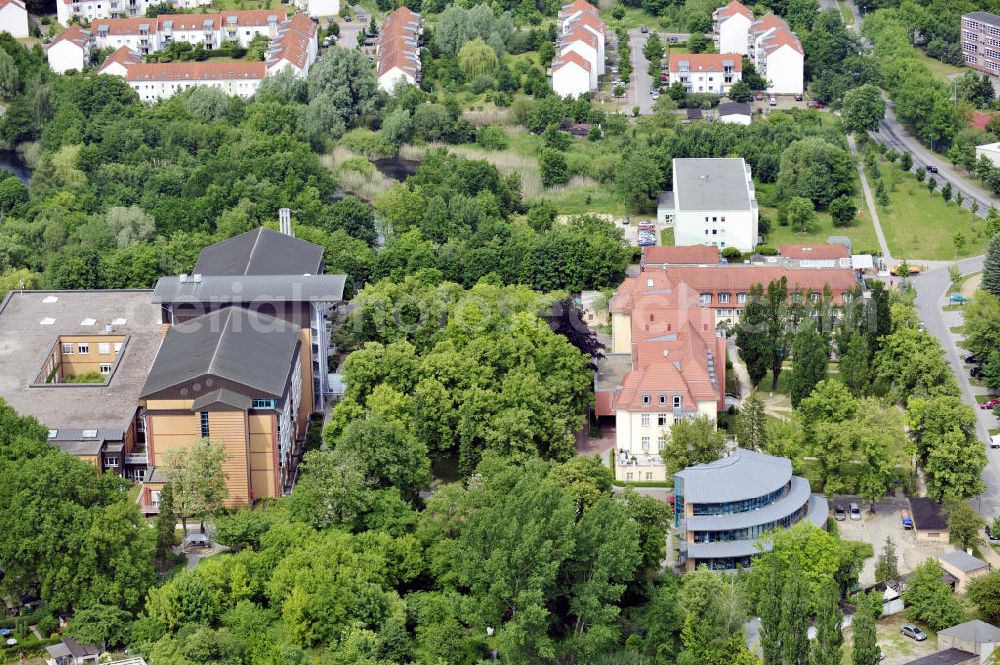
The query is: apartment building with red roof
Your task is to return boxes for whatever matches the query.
[266,12,319,78]
[668,53,742,95]
[98,45,143,76]
[126,60,267,102]
[749,12,803,94]
[641,245,722,269]
[46,24,91,74]
[712,0,752,55]
[551,0,604,97]
[376,6,422,91]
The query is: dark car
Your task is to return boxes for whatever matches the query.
[807,99,824,109]
[901,625,927,641]
[794,93,803,101]
[971,366,982,378]
[669,36,678,43]
[926,165,939,173]
[965,354,979,364]
[344,14,352,21]
[987,523,1000,541]
[834,504,846,521]
[641,25,649,33]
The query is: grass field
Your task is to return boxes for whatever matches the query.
[872,155,988,260]
[916,49,964,83]
[837,0,854,26]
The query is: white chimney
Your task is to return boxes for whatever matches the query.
[279,208,293,237]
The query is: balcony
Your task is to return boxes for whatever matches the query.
[125,451,148,465]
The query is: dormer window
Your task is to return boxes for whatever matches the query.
[642,393,650,406]
[673,395,682,408]
[658,393,666,405]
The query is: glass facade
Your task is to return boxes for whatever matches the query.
[690,481,791,516]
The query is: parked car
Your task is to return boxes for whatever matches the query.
[641,25,649,33]
[951,293,968,304]
[849,503,861,520]
[981,399,999,410]
[661,72,668,81]
[669,36,678,43]
[926,165,939,174]
[794,93,803,101]
[965,354,979,364]
[901,510,913,529]
[755,92,765,101]
[900,625,927,641]
[769,96,777,106]
[322,37,331,47]
[834,504,846,521]
[344,14,352,21]
[971,366,982,378]
[993,434,1000,449]
[986,522,1000,540]
[807,99,824,109]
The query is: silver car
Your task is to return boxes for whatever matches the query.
[849,503,861,520]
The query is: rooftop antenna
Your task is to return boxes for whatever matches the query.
[279,208,293,237]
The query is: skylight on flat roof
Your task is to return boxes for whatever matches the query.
[42,296,58,303]
[81,318,96,326]
[48,430,57,439]
[82,429,98,438]
[40,318,55,325]
[112,317,127,325]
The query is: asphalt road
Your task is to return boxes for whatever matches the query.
[874,103,997,219]
[912,257,1000,514]
[628,30,656,115]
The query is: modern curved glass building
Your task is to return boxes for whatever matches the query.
[674,448,828,571]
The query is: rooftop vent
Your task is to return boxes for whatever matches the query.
[191,274,202,283]
[40,317,55,325]
[47,429,57,439]
[42,295,58,304]
[179,273,189,282]
[81,318,96,326]
[112,317,127,325]
[82,429,98,438]
[646,278,654,287]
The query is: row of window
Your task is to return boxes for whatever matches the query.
[640,393,683,408]
[704,228,727,236]
[62,342,121,355]
[687,481,792,516]
[689,504,807,543]
[624,471,656,481]
[640,413,672,427]
[703,215,727,223]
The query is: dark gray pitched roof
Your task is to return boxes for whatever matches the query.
[910,497,948,530]
[151,274,346,305]
[193,227,324,276]
[900,648,978,665]
[719,101,752,116]
[939,620,1000,644]
[191,388,252,411]
[139,308,300,399]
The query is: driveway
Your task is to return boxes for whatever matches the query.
[873,103,996,220]
[627,29,656,115]
[336,6,368,49]
[911,257,1000,514]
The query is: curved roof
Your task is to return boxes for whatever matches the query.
[685,476,811,531]
[676,448,792,503]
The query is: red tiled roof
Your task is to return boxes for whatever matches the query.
[269,13,315,70]
[565,9,605,35]
[126,60,266,82]
[49,24,90,48]
[561,0,598,17]
[377,44,418,77]
[715,0,752,21]
[156,14,222,30]
[563,25,598,48]
[669,52,743,73]
[0,0,27,11]
[93,17,158,35]
[642,245,721,266]
[972,111,1000,131]
[780,243,849,260]
[761,27,803,55]
[220,9,286,26]
[751,12,787,36]
[553,49,591,72]
[98,45,142,72]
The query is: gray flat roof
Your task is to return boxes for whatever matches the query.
[939,550,989,574]
[152,274,346,305]
[140,307,300,399]
[0,290,160,433]
[676,448,792,504]
[901,649,978,665]
[194,227,324,276]
[939,620,1000,644]
[966,11,1000,27]
[673,158,754,212]
[685,476,812,531]
[719,101,752,117]
[595,353,632,392]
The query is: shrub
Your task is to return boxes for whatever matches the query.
[339,128,395,159]
[721,247,743,262]
[338,157,376,176]
[756,245,779,256]
[476,125,508,151]
[36,615,59,637]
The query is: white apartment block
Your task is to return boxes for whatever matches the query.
[295,0,338,18]
[663,157,759,252]
[125,60,266,101]
[0,0,29,39]
[712,0,752,56]
[46,24,91,73]
[558,26,599,89]
[57,0,148,26]
[551,51,591,98]
[376,7,421,92]
[668,53,742,95]
[749,13,803,95]
[266,13,318,78]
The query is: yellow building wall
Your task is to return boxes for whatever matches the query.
[248,413,278,499]
[58,335,124,377]
[211,411,251,507]
[296,332,314,438]
[149,413,202,463]
[611,313,632,354]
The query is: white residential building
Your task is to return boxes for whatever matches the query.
[662,157,759,252]
[0,0,29,39]
[93,10,287,55]
[376,7,421,92]
[97,45,142,75]
[551,51,591,98]
[46,24,91,73]
[562,1,604,74]
[124,60,266,101]
[712,0,752,56]
[296,0,338,18]
[57,0,148,26]
[749,13,803,95]
[558,25,599,89]
[93,17,161,54]
[266,13,318,78]
[977,142,1000,167]
[668,53,742,95]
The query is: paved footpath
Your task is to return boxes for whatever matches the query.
[847,134,893,264]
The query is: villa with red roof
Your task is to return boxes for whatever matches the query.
[46,24,91,74]
[712,0,752,55]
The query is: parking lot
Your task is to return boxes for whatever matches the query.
[831,497,952,586]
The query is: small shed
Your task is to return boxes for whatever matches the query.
[909,497,950,544]
[45,637,101,665]
[938,551,991,593]
[183,533,211,549]
[685,108,703,123]
[718,101,752,125]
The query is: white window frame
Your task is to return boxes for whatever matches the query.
[99,363,112,374]
[61,343,73,354]
[98,342,111,354]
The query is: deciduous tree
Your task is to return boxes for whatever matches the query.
[661,416,727,475]
[736,391,767,451]
[904,559,963,631]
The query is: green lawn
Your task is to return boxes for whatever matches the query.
[873,156,988,260]
[837,0,854,26]
[604,7,665,31]
[916,49,964,83]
